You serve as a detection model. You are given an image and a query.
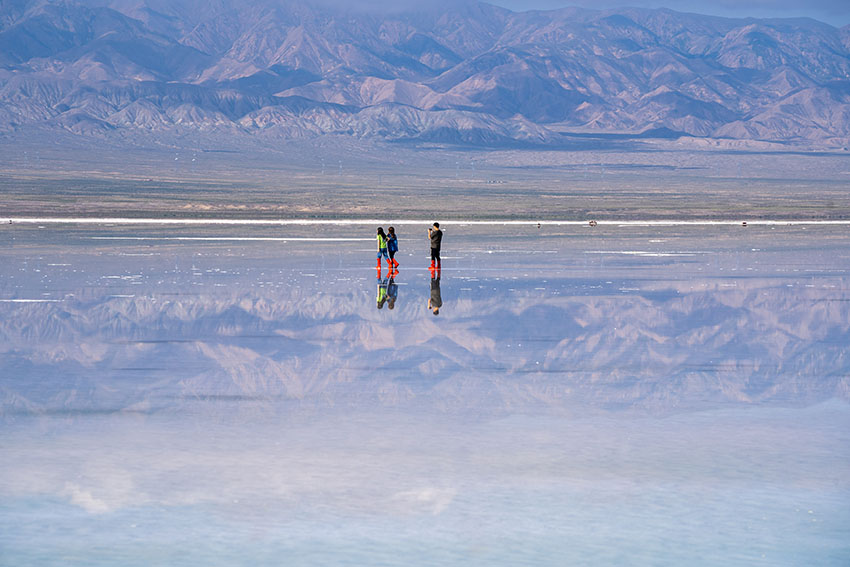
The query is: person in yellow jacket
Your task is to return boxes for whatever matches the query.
[376,227,391,269]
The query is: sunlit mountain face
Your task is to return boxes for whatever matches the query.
[2,0,849,146]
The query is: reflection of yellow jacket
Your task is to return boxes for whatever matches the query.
[377,282,387,304]
[377,234,388,250]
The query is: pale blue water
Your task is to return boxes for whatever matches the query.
[1,222,848,565]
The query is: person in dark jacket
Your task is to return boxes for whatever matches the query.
[428,222,442,269]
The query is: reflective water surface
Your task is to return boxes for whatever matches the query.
[1,223,849,565]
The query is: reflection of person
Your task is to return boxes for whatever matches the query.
[387,273,398,310]
[377,275,389,309]
[387,226,399,269]
[376,227,391,269]
[428,268,442,315]
[428,222,442,269]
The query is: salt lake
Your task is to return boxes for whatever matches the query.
[1,220,848,565]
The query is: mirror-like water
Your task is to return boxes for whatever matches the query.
[1,222,848,565]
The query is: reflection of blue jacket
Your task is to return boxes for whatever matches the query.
[387,235,398,253]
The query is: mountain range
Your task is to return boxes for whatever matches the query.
[2,0,850,146]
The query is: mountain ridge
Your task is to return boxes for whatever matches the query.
[2,0,849,147]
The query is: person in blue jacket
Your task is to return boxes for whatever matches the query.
[387,226,399,269]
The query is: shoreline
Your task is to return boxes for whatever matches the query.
[6,217,850,227]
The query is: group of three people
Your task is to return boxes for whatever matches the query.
[376,222,443,269]
[376,222,443,315]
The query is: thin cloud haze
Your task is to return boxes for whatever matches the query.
[493,0,850,25]
[73,0,850,24]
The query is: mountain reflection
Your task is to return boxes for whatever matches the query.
[2,271,847,417]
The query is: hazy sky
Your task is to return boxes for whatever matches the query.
[491,1,850,26]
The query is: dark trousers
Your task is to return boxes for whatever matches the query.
[430,248,441,263]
